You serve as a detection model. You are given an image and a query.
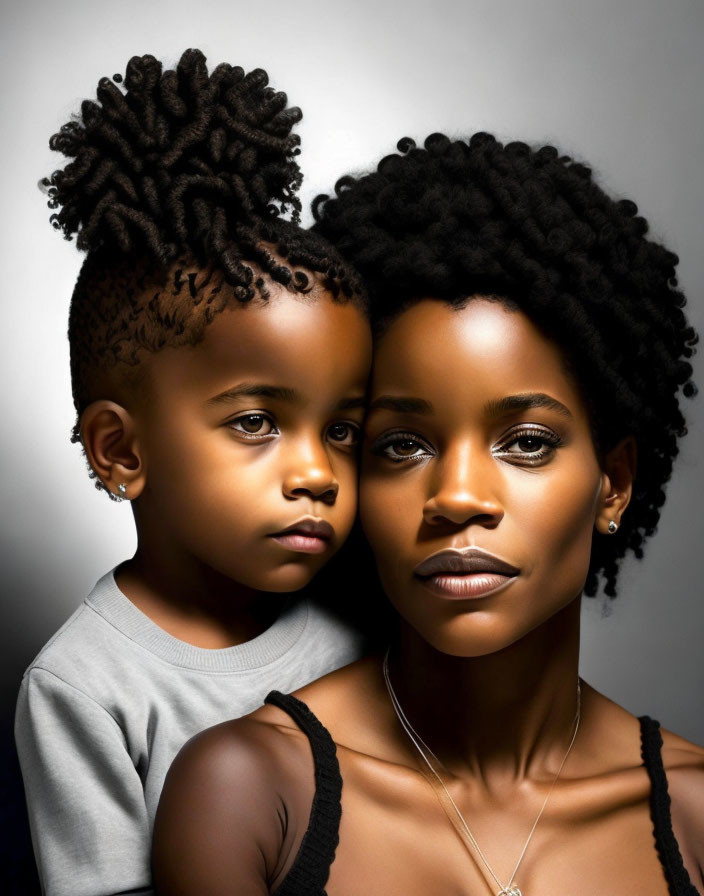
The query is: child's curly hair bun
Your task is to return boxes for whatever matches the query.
[44,49,304,281]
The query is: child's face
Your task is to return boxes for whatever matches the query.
[133,285,371,593]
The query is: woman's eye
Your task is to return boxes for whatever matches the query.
[327,422,360,447]
[513,436,545,453]
[495,428,562,464]
[228,414,277,437]
[372,433,432,463]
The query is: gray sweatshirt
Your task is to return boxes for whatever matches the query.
[15,569,363,896]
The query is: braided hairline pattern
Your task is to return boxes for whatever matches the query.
[313,132,697,597]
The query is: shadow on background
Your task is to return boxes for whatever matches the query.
[2,682,41,895]
[2,555,62,894]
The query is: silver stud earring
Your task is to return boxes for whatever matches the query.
[608,520,618,534]
[118,483,127,496]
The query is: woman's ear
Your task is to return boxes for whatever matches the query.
[80,401,146,501]
[595,436,637,535]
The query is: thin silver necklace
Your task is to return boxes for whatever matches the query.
[382,650,581,896]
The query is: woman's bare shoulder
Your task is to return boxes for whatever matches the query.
[166,654,382,785]
[174,710,309,781]
[153,709,317,894]
[291,653,380,702]
[656,726,704,889]
[660,729,704,838]
[286,654,392,747]
[659,724,704,766]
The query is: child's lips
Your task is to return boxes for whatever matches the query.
[269,518,334,554]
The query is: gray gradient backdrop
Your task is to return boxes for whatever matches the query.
[2,0,703,751]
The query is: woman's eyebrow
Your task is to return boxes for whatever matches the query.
[206,384,300,405]
[367,393,572,418]
[485,393,573,418]
[367,396,434,415]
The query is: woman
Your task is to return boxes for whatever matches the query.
[153,133,703,895]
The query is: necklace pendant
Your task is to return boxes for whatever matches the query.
[498,888,522,896]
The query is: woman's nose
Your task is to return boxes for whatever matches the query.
[422,442,503,527]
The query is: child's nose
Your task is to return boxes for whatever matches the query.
[282,440,339,505]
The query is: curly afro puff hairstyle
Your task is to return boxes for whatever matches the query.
[44,49,364,454]
[313,132,698,598]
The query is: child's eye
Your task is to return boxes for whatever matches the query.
[228,414,278,438]
[326,422,360,447]
[493,426,562,466]
[371,431,433,464]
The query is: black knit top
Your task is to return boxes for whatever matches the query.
[640,716,700,895]
[266,691,342,896]
[266,692,698,896]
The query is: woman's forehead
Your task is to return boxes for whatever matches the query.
[370,298,585,419]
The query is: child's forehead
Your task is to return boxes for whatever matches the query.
[143,283,371,409]
[199,285,370,369]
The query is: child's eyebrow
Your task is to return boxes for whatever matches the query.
[207,384,300,405]
[368,396,433,415]
[337,397,366,411]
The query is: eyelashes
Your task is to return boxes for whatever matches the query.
[493,425,563,466]
[326,421,361,448]
[371,431,433,464]
[227,413,278,439]
[226,413,563,463]
[370,424,564,466]
[226,413,361,447]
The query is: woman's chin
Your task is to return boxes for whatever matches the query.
[399,613,525,658]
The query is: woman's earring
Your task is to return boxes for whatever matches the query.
[608,520,618,534]
[118,483,127,496]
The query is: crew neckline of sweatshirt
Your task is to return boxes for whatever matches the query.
[84,569,309,673]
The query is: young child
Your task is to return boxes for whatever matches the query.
[15,49,371,896]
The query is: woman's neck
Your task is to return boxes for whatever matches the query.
[389,598,582,782]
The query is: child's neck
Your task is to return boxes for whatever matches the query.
[115,549,286,649]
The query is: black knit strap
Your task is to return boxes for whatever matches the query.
[265,690,342,896]
[639,716,699,896]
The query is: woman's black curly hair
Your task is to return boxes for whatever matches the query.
[44,48,364,455]
[313,132,698,598]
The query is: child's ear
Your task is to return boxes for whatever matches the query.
[80,401,146,501]
[594,436,637,535]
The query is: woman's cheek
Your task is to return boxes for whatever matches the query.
[360,477,415,584]
[331,461,358,535]
[527,467,601,598]
[360,477,396,552]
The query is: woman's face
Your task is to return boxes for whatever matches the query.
[360,298,613,657]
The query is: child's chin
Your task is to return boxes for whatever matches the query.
[256,562,321,594]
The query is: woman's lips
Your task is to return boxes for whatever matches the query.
[269,518,334,555]
[419,572,516,599]
[414,548,520,600]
